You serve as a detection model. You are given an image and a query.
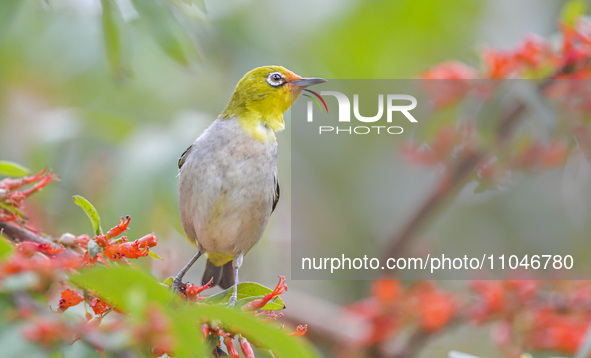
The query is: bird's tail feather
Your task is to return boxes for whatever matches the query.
[202,259,234,289]
[218,261,235,289]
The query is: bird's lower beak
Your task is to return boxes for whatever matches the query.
[291,77,327,87]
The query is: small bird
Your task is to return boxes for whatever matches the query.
[173,66,326,305]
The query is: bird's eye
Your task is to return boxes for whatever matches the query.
[267,72,285,87]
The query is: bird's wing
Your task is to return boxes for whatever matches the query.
[178,144,193,169]
[272,171,280,214]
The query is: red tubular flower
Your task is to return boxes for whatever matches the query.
[58,289,84,312]
[412,282,456,333]
[19,172,57,197]
[223,336,240,358]
[183,278,213,301]
[201,324,210,338]
[136,233,158,249]
[420,61,478,108]
[106,216,131,240]
[94,235,109,248]
[239,336,256,358]
[103,241,148,261]
[75,234,90,249]
[514,34,554,69]
[90,297,111,316]
[421,61,478,79]
[526,308,589,355]
[289,324,308,336]
[6,170,59,208]
[242,276,287,311]
[0,169,47,191]
[15,241,64,256]
[505,280,538,304]
[470,281,507,322]
[482,48,518,79]
[371,279,401,306]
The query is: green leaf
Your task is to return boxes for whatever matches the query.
[176,304,318,358]
[71,266,316,358]
[203,282,285,310]
[73,195,103,236]
[0,238,14,261]
[130,0,195,65]
[147,250,162,260]
[100,0,128,80]
[562,0,586,26]
[87,239,101,259]
[0,202,25,220]
[70,266,175,314]
[71,266,205,357]
[0,161,30,178]
[162,276,174,287]
[168,309,208,358]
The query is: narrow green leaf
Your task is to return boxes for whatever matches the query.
[561,0,586,26]
[100,0,128,80]
[130,0,195,65]
[147,251,162,260]
[0,202,25,220]
[73,195,102,235]
[0,238,14,261]
[0,161,30,178]
[203,282,285,310]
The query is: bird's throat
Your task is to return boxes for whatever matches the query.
[242,116,283,142]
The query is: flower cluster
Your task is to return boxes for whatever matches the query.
[0,166,304,357]
[0,169,58,222]
[403,15,591,195]
[348,280,457,347]
[347,279,591,357]
[182,276,303,357]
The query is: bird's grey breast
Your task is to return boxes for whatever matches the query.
[178,118,278,253]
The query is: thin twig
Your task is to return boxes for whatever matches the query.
[0,222,54,245]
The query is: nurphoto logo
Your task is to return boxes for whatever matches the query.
[304,89,419,135]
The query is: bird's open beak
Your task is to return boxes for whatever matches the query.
[291,77,327,87]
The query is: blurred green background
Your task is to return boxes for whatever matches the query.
[0,0,576,356]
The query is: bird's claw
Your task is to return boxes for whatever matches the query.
[171,276,184,293]
[226,292,238,308]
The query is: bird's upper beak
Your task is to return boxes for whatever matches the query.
[291,77,328,87]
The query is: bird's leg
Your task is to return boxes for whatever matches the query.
[228,251,244,307]
[172,249,202,292]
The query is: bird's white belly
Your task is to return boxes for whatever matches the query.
[178,118,277,257]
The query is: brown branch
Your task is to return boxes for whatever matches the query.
[0,221,83,256]
[383,77,561,261]
[384,150,484,259]
[0,222,54,245]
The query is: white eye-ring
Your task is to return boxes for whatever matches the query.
[267,72,285,87]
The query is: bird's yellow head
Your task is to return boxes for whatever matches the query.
[220,66,326,141]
